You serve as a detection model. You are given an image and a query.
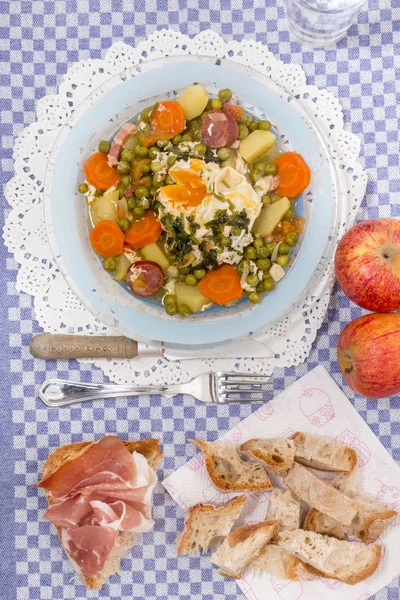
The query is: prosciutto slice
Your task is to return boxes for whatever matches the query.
[38,436,157,579]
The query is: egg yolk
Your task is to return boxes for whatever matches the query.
[162,169,208,208]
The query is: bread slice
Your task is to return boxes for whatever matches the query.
[266,488,300,532]
[189,439,272,492]
[212,520,280,579]
[284,462,357,526]
[241,438,295,477]
[293,432,358,473]
[305,493,398,544]
[41,439,163,590]
[176,496,246,554]
[251,545,314,581]
[277,529,382,585]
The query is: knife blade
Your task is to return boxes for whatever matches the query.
[29,334,275,361]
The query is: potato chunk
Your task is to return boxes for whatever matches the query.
[239,130,276,163]
[252,197,290,236]
[175,283,210,313]
[176,85,209,121]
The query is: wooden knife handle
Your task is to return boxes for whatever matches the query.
[30,334,139,359]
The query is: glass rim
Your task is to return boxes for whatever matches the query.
[291,0,367,14]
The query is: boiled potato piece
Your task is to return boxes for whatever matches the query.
[221,149,238,169]
[90,190,119,224]
[252,197,290,236]
[176,85,209,121]
[141,243,170,271]
[175,282,211,313]
[239,130,276,163]
[114,254,132,281]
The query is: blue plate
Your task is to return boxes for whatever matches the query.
[45,56,339,347]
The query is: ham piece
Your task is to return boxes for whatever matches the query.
[37,436,157,578]
[107,123,137,167]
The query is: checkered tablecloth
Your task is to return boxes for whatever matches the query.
[0,1,399,599]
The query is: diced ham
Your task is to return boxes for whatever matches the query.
[107,142,122,167]
[61,526,118,576]
[107,122,137,167]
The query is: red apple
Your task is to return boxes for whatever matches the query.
[337,313,400,398]
[335,218,400,312]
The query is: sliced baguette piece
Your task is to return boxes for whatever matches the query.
[176,496,247,554]
[212,520,280,579]
[251,545,315,581]
[304,509,346,540]
[189,439,272,492]
[266,488,300,532]
[277,529,382,585]
[293,432,358,473]
[240,438,295,477]
[284,462,357,526]
[41,439,163,590]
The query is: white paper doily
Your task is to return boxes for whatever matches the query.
[3,30,367,385]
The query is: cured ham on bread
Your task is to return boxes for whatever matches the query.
[36,436,162,589]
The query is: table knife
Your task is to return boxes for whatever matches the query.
[29,334,275,361]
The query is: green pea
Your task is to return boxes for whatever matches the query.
[136,146,149,158]
[136,132,145,145]
[240,113,253,126]
[246,273,259,287]
[127,197,136,209]
[142,161,151,173]
[139,198,151,209]
[206,100,213,110]
[253,238,264,249]
[151,160,162,172]
[232,226,242,237]
[120,175,131,188]
[165,303,177,316]
[249,292,260,304]
[259,120,272,131]
[164,294,177,307]
[176,274,186,283]
[195,130,203,141]
[188,118,201,132]
[265,242,276,256]
[179,266,190,275]
[150,186,158,196]
[140,174,152,187]
[237,261,246,276]
[117,160,131,175]
[117,218,130,232]
[257,258,272,271]
[157,139,170,148]
[165,174,175,185]
[135,186,149,199]
[256,247,270,259]
[200,110,208,120]
[211,98,223,110]
[78,182,88,194]
[194,143,207,156]
[220,235,230,247]
[141,107,152,122]
[265,163,278,176]
[263,278,275,291]
[284,208,294,220]
[153,172,166,184]
[286,232,299,246]
[249,121,259,132]
[185,274,197,286]
[218,88,232,103]
[276,255,290,267]
[119,187,125,199]
[172,134,182,145]
[217,148,231,161]
[167,155,177,167]
[133,206,145,218]
[103,257,117,272]
[98,140,111,154]
[238,124,249,140]
[94,189,104,196]
[256,281,264,294]
[178,304,191,317]
[148,146,159,160]
[119,148,133,163]
[244,246,257,260]
[194,269,206,280]
[278,242,291,255]
[262,194,272,207]
[181,132,193,142]
[255,161,266,173]
[271,193,282,203]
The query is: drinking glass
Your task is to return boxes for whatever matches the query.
[283,0,368,47]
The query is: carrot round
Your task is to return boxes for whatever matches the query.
[84,152,121,191]
[143,101,185,146]
[124,211,162,249]
[89,220,125,257]
[274,152,311,198]
[198,264,243,305]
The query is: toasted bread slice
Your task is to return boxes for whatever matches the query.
[284,462,357,526]
[41,439,163,590]
[212,520,279,579]
[241,438,295,477]
[293,432,358,473]
[267,488,300,532]
[251,545,314,581]
[278,529,382,585]
[176,496,246,554]
[189,439,272,492]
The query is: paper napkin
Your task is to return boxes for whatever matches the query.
[163,365,400,600]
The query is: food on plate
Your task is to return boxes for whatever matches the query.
[337,312,400,398]
[211,520,280,579]
[266,488,300,532]
[251,545,313,582]
[240,437,295,477]
[284,462,358,526]
[335,218,400,312]
[35,436,162,590]
[277,529,383,585]
[79,84,309,317]
[176,496,247,554]
[292,431,358,473]
[188,438,272,492]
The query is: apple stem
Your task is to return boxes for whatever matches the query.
[345,365,353,374]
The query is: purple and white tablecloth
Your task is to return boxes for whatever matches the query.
[0,1,399,599]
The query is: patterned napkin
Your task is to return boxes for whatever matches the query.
[163,366,400,600]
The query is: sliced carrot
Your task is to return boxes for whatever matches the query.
[124,211,162,249]
[225,104,245,123]
[143,101,185,146]
[198,264,243,305]
[292,216,305,234]
[274,152,311,198]
[89,220,125,258]
[84,152,121,191]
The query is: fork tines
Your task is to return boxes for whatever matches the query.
[217,372,272,402]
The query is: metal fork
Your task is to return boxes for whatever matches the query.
[38,372,273,407]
